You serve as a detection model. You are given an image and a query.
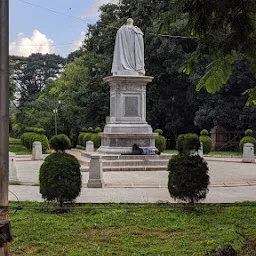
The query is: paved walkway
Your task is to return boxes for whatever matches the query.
[9,154,256,203]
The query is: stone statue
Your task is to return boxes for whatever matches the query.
[111,18,145,76]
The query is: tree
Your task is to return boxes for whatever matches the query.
[11,53,66,107]
[164,0,256,95]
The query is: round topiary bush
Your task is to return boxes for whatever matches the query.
[82,133,92,146]
[90,133,101,148]
[239,130,256,152]
[168,155,209,204]
[200,129,209,136]
[176,133,200,155]
[78,133,86,146]
[94,127,102,133]
[87,127,94,133]
[155,129,163,135]
[199,130,212,154]
[39,153,81,207]
[50,134,71,152]
[155,135,167,153]
[245,129,253,137]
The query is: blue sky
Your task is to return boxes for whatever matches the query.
[9,0,117,57]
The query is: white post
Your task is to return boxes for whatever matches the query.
[242,143,255,163]
[32,141,43,160]
[86,141,94,153]
[87,154,104,188]
[9,152,18,183]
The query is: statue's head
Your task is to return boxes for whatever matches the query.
[126,18,134,26]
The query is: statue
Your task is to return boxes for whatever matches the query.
[111,18,145,76]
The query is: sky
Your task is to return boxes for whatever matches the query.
[9,0,118,57]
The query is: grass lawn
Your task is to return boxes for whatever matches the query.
[9,202,256,256]
[9,144,31,155]
[164,150,242,156]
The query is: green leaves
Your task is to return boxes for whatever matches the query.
[196,55,235,93]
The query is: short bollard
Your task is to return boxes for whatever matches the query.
[32,141,43,160]
[242,143,255,163]
[87,154,104,188]
[86,141,94,153]
[9,152,18,183]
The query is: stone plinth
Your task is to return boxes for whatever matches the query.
[242,143,255,163]
[86,141,94,153]
[98,75,157,154]
[87,154,104,188]
[32,141,43,160]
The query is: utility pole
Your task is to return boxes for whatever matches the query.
[0,0,10,255]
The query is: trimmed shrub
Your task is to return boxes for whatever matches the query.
[49,134,71,152]
[39,153,81,207]
[176,133,200,155]
[21,132,49,152]
[200,129,209,136]
[88,127,94,133]
[90,133,101,148]
[245,129,253,137]
[25,127,46,134]
[78,133,86,146]
[168,155,209,204]
[82,133,92,146]
[155,135,167,153]
[199,130,212,154]
[9,137,21,145]
[239,130,256,152]
[155,129,163,135]
[94,127,102,133]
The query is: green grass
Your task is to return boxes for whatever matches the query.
[8,202,256,256]
[9,144,31,155]
[164,150,242,156]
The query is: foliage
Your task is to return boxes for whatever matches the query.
[155,129,163,135]
[95,127,102,133]
[25,127,46,134]
[90,134,101,149]
[82,133,93,146]
[176,133,200,155]
[168,155,209,204]
[49,134,71,152]
[155,135,167,153]
[39,153,81,207]
[78,133,86,146]
[199,130,212,154]
[20,132,49,153]
[245,129,253,137]
[200,129,209,136]
[88,127,94,133]
[9,138,21,145]
[239,137,256,152]
[165,0,256,94]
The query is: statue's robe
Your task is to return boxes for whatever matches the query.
[111,25,145,76]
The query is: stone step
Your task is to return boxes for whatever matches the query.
[103,165,167,172]
[102,159,169,167]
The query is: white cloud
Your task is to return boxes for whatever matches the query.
[9,30,55,57]
[71,31,86,52]
[82,0,119,18]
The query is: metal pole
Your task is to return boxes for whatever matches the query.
[0,1,9,255]
[54,109,57,136]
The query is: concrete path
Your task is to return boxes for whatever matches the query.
[9,154,256,203]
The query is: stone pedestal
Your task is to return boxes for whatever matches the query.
[86,141,94,153]
[87,154,104,188]
[98,75,157,154]
[32,141,43,160]
[242,143,255,163]
[9,152,18,182]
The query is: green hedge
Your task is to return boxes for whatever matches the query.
[155,135,167,153]
[21,132,49,153]
[9,137,22,145]
[199,130,212,154]
[176,133,200,155]
[49,134,71,152]
[78,131,101,148]
[25,127,46,134]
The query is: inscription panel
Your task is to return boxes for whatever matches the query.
[124,96,139,117]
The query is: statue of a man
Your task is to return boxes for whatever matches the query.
[111,18,145,76]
